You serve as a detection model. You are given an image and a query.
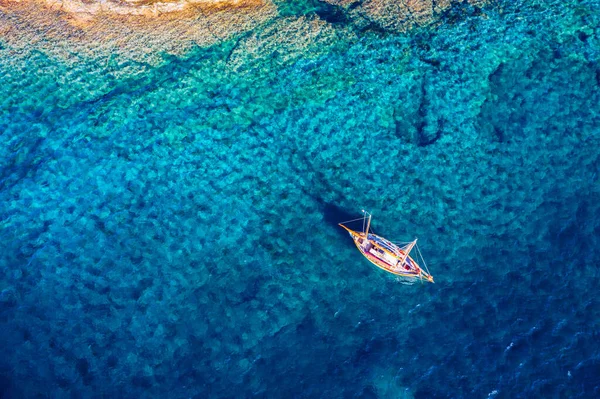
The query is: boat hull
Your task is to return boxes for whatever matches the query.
[340,225,434,283]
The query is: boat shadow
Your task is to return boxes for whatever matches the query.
[321,202,364,240]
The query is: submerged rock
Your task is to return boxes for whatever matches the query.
[321,0,488,32]
[0,287,18,309]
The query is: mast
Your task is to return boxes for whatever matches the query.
[399,239,417,267]
[363,210,372,238]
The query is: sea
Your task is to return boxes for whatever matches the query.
[1,0,599,397]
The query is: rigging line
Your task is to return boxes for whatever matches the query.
[391,240,413,245]
[415,242,425,272]
[416,242,430,275]
[339,217,366,225]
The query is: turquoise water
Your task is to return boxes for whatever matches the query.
[1,0,599,397]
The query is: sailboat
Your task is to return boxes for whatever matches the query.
[339,210,434,283]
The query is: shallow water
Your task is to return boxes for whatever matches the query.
[1,0,599,397]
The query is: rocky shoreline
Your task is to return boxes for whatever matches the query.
[36,0,266,16]
[0,0,489,69]
[0,0,277,67]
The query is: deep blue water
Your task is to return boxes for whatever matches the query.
[1,0,600,397]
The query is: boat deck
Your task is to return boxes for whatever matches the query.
[357,238,420,276]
